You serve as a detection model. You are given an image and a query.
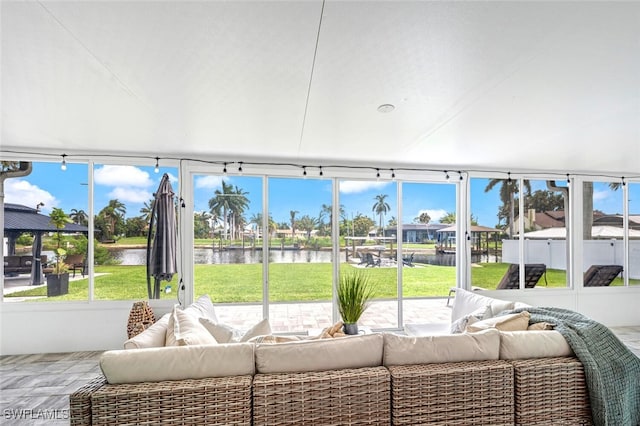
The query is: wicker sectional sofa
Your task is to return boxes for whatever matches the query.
[70,291,593,425]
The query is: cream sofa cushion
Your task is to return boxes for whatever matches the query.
[123,313,170,349]
[466,311,531,333]
[100,343,255,384]
[451,288,521,322]
[383,329,500,366]
[499,330,574,359]
[166,306,218,346]
[255,334,383,374]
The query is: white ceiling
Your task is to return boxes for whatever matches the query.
[2,1,639,175]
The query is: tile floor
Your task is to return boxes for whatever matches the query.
[1,325,638,426]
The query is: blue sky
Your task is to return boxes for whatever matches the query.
[4,161,637,228]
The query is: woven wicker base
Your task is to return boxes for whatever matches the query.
[510,357,592,426]
[253,366,390,425]
[389,360,514,425]
[70,376,108,426]
[71,375,252,426]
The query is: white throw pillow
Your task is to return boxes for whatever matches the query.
[166,305,218,346]
[450,305,489,334]
[124,313,170,349]
[466,311,531,333]
[383,329,500,366]
[451,288,516,323]
[199,317,272,343]
[183,294,218,322]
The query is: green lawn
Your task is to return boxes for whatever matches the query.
[7,262,634,302]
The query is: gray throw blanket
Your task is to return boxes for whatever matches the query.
[509,306,640,426]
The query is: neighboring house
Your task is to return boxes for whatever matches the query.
[593,214,640,231]
[511,209,566,233]
[384,223,449,243]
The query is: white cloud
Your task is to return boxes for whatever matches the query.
[108,187,152,204]
[339,181,389,194]
[94,165,153,188]
[4,180,58,212]
[195,175,224,189]
[593,190,610,202]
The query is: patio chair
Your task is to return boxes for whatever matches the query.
[65,254,86,277]
[583,265,623,287]
[365,252,380,267]
[402,253,415,267]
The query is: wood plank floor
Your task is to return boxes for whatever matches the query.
[1,327,639,425]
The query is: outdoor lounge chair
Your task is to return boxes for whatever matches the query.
[447,263,547,306]
[402,253,414,267]
[583,264,623,287]
[496,263,547,290]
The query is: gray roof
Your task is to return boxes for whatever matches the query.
[4,203,88,234]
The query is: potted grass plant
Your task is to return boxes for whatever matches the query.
[46,207,72,297]
[337,270,375,335]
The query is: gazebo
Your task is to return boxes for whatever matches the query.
[3,203,89,284]
[436,224,503,254]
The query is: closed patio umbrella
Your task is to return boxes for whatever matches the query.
[146,173,177,299]
[30,232,43,285]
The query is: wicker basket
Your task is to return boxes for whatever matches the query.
[510,357,592,425]
[126,301,156,338]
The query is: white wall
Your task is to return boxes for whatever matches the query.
[0,301,173,355]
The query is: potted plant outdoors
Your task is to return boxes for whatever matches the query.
[337,270,375,335]
[46,207,72,297]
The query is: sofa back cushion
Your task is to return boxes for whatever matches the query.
[101,342,255,384]
[451,288,521,322]
[123,313,170,349]
[499,330,573,359]
[255,334,383,374]
[383,329,500,366]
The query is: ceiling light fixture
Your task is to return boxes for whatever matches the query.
[154,157,159,173]
[377,104,395,113]
[458,171,463,181]
[376,168,380,180]
[60,154,67,171]
[303,166,307,178]
[444,170,450,181]
[566,174,571,184]
[238,162,243,174]
[391,169,396,180]
[223,163,227,176]
[319,166,324,177]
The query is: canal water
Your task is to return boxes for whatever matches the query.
[109,248,499,266]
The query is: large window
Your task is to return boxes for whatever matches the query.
[193,175,264,324]
[470,177,517,289]
[267,177,333,333]
[339,179,398,329]
[3,160,89,301]
[582,180,627,287]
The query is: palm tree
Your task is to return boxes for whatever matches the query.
[99,199,126,240]
[318,203,345,236]
[69,208,88,225]
[209,181,234,240]
[297,215,318,240]
[139,200,154,223]
[289,210,299,240]
[208,181,250,241]
[484,179,531,236]
[372,194,390,236]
